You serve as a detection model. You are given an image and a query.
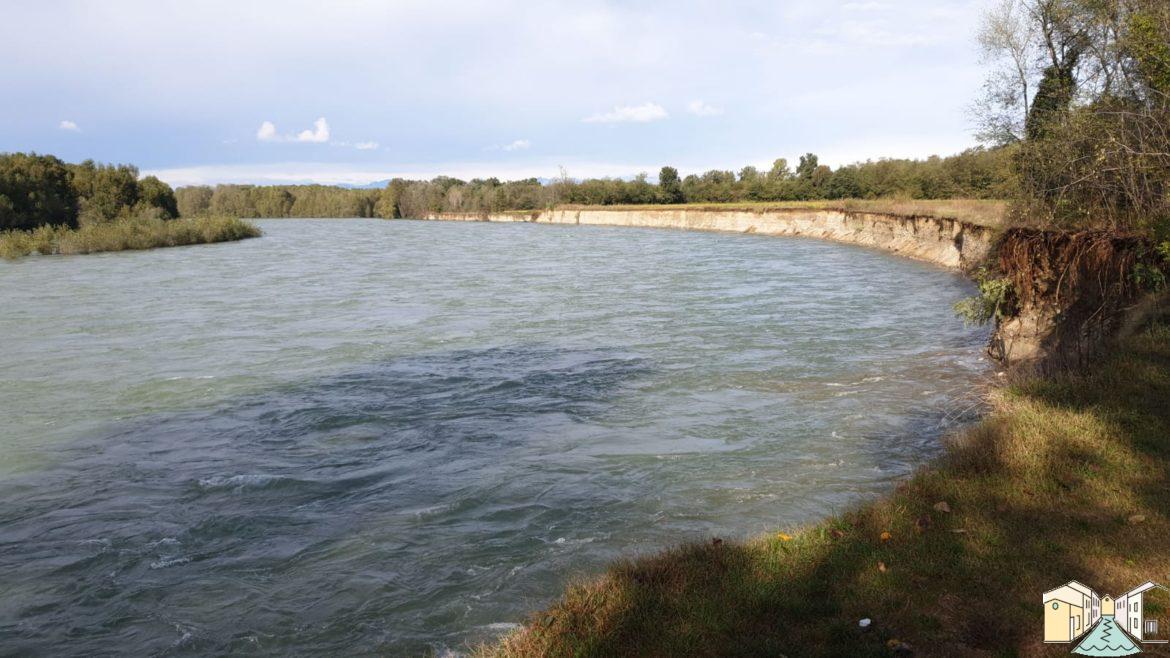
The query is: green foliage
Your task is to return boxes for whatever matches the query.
[175,185,213,218]
[0,215,260,259]
[1127,8,1170,96]
[1025,65,1077,141]
[0,153,78,231]
[136,176,179,219]
[954,269,1014,325]
[1133,262,1167,292]
[979,0,1170,231]
[375,179,406,218]
[70,160,140,224]
[163,149,1014,221]
[795,153,819,180]
[364,149,1015,215]
[0,153,181,232]
[171,184,380,219]
[657,166,684,204]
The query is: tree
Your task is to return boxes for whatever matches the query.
[796,153,820,180]
[210,185,256,218]
[738,166,760,184]
[657,166,684,203]
[136,175,179,218]
[176,186,213,217]
[827,166,862,199]
[70,160,140,224]
[976,0,1170,229]
[768,158,792,181]
[0,153,78,231]
[976,0,1037,144]
[376,179,406,218]
[252,187,294,218]
[1127,4,1170,96]
[397,182,433,219]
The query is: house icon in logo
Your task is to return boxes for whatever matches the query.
[1043,580,1168,656]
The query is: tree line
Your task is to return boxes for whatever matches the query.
[172,147,1015,220]
[174,184,381,220]
[0,153,179,232]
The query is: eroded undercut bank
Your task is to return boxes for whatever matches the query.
[989,228,1167,370]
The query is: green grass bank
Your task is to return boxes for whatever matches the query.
[483,311,1170,657]
[0,216,261,259]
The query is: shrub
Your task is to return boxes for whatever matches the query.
[954,268,1015,325]
[0,215,260,259]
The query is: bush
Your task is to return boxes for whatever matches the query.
[0,215,261,259]
[954,268,1015,325]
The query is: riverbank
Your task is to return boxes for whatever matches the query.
[552,199,1008,228]
[0,215,261,258]
[425,206,997,271]
[483,311,1170,656]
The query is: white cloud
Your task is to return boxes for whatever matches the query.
[583,102,668,124]
[58,120,81,132]
[502,139,531,151]
[355,141,379,150]
[296,117,330,143]
[256,121,278,141]
[256,117,330,143]
[686,100,723,117]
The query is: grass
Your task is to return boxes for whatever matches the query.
[550,199,1009,228]
[482,314,1170,657]
[0,216,261,259]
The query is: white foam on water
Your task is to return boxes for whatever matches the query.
[482,622,522,632]
[197,474,282,491]
[150,555,191,569]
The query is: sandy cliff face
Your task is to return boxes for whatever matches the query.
[426,208,994,271]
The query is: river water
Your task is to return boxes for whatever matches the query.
[0,219,988,655]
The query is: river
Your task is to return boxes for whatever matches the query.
[0,218,988,655]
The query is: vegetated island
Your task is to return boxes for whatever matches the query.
[471,1,1170,656]
[0,153,259,259]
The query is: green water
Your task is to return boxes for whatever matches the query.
[0,219,988,654]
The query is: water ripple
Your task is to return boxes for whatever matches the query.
[0,219,989,655]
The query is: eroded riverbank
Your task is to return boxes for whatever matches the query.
[425,207,995,271]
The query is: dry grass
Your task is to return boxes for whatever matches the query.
[551,199,1009,227]
[0,216,261,259]
[481,316,1170,657]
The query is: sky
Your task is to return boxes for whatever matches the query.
[1,0,993,187]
